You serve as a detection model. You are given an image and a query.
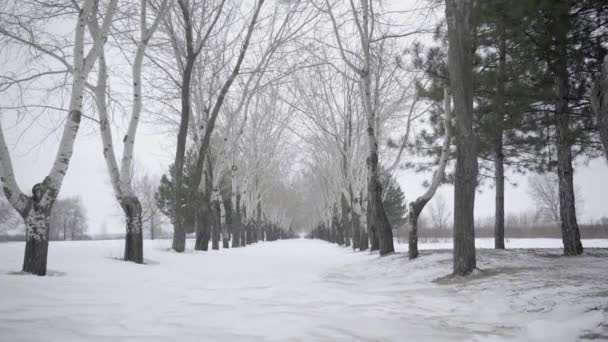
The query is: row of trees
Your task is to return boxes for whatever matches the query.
[303,0,608,276]
[1,0,607,277]
[0,0,303,275]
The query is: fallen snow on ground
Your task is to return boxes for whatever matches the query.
[0,238,607,341]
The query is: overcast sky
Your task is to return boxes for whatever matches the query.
[1,0,607,235]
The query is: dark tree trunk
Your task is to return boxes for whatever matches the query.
[446,0,477,276]
[22,201,50,276]
[122,196,144,264]
[351,209,360,250]
[232,194,242,248]
[212,199,220,250]
[408,197,430,260]
[367,169,393,255]
[194,196,211,251]
[222,201,231,249]
[554,12,582,256]
[333,210,344,246]
[494,140,505,249]
[231,224,240,248]
[494,29,506,250]
[172,57,195,253]
[341,195,351,247]
[366,198,377,251]
[591,57,608,162]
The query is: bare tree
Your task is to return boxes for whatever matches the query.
[50,197,88,241]
[93,0,170,263]
[528,173,584,225]
[320,0,398,255]
[429,194,450,231]
[168,0,229,252]
[0,0,116,275]
[134,174,165,240]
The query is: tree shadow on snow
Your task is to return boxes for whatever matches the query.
[432,266,538,285]
[106,256,160,265]
[7,270,67,277]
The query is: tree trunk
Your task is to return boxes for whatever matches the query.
[494,139,505,249]
[194,195,211,251]
[445,0,477,276]
[232,195,242,248]
[122,196,143,264]
[408,197,430,260]
[494,29,506,250]
[212,199,220,250]
[351,209,360,250]
[359,199,369,251]
[341,195,351,247]
[172,56,195,253]
[368,176,393,255]
[591,56,608,163]
[366,197,378,251]
[554,13,582,256]
[22,201,50,276]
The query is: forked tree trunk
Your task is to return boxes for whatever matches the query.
[122,196,143,264]
[2,0,108,276]
[445,0,477,276]
[554,12,582,256]
[22,199,51,276]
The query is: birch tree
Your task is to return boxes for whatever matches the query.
[0,0,116,275]
[93,0,170,263]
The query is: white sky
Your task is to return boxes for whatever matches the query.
[1,0,607,235]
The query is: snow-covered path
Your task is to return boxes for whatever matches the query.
[0,239,607,341]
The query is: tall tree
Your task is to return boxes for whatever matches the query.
[0,0,116,275]
[445,0,477,275]
[169,0,228,252]
[93,0,170,263]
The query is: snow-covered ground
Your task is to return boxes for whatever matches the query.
[0,238,607,341]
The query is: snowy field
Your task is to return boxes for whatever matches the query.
[0,238,607,341]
